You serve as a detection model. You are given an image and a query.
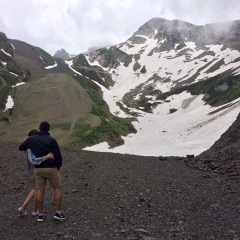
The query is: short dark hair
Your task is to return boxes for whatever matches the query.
[28,129,38,137]
[39,121,50,131]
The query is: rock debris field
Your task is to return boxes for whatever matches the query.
[1,141,240,240]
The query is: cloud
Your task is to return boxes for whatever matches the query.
[0,0,239,55]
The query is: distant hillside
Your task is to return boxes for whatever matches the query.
[0,33,136,148]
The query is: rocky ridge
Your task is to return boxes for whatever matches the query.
[134,18,240,51]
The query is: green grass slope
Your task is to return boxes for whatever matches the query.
[0,73,136,148]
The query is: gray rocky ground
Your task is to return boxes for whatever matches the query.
[1,140,240,240]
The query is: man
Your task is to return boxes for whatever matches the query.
[19,121,65,222]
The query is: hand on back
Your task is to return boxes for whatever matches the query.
[46,153,54,159]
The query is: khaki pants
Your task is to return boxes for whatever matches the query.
[35,168,62,189]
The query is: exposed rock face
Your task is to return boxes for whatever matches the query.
[87,46,132,69]
[87,47,120,68]
[133,18,240,51]
[0,32,14,57]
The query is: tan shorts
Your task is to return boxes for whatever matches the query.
[34,168,62,190]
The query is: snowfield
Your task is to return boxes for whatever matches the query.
[79,35,240,157]
[84,91,240,156]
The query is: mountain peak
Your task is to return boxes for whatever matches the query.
[54,48,76,60]
[133,18,193,37]
[132,17,240,51]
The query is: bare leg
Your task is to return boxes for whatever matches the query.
[33,182,38,212]
[36,188,45,214]
[54,187,62,211]
[21,189,35,210]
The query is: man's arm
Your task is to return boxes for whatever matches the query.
[27,149,54,165]
[19,138,29,151]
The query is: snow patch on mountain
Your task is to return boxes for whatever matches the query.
[44,61,57,69]
[82,33,240,156]
[84,92,240,156]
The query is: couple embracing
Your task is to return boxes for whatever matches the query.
[18,121,65,222]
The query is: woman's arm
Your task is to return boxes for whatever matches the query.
[27,149,54,165]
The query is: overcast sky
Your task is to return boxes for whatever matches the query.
[0,0,239,55]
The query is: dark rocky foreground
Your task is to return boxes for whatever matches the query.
[1,137,240,240]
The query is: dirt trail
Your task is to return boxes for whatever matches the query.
[51,74,91,144]
[0,73,92,144]
[0,75,6,89]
